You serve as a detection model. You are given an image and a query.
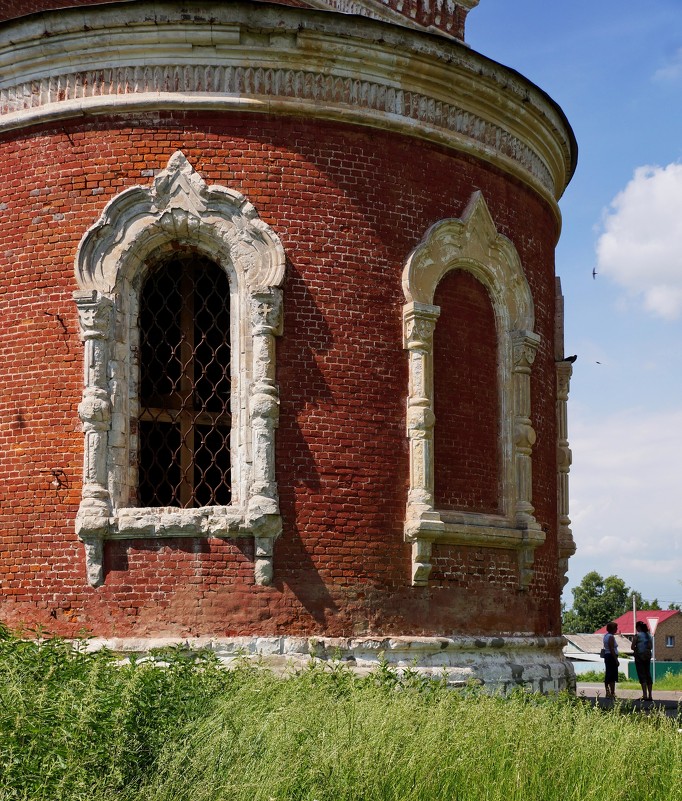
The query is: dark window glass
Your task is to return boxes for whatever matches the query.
[138,254,231,507]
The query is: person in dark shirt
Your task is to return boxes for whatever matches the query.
[602,621,619,698]
[632,620,653,702]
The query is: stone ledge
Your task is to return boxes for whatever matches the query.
[75,634,575,694]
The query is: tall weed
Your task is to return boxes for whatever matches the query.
[1,627,680,801]
[0,630,230,800]
[141,665,681,801]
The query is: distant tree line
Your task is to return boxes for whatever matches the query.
[561,571,681,634]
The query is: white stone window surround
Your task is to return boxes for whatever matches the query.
[74,151,285,588]
[555,278,576,588]
[402,191,545,588]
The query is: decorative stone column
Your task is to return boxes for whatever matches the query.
[403,301,443,585]
[248,287,284,585]
[556,360,576,587]
[511,330,542,589]
[74,289,114,587]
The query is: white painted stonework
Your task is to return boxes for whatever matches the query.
[402,192,544,587]
[0,3,574,220]
[553,279,576,587]
[79,633,575,694]
[556,361,575,586]
[74,151,285,587]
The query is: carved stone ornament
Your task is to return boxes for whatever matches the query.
[73,152,285,587]
[556,359,576,588]
[402,191,544,588]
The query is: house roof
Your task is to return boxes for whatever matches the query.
[564,633,632,655]
[595,609,679,636]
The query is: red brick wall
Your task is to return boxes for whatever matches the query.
[0,0,120,20]
[0,111,561,638]
[0,1,468,39]
[658,614,682,662]
[433,269,500,514]
[320,0,468,39]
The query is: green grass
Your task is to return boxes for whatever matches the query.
[575,669,629,683]
[577,668,682,691]
[1,624,681,801]
[621,672,682,691]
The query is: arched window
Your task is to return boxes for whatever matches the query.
[432,269,500,514]
[402,191,543,588]
[73,152,285,588]
[138,254,232,508]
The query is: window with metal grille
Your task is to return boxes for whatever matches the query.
[138,254,231,508]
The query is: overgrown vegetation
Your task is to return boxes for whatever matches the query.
[577,667,682,691]
[621,671,682,691]
[0,622,231,800]
[1,623,680,801]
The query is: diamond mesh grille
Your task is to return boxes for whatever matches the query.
[138,254,231,507]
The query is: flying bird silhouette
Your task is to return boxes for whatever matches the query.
[592,268,597,279]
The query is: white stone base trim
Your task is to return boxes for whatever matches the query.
[78,634,575,694]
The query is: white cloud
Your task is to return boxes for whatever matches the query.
[654,48,682,82]
[567,407,682,604]
[596,163,682,319]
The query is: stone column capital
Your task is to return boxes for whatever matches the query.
[556,360,573,399]
[512,330,541,369]
[403,302,440,349]
[250,287,283,336]
[74,290,114,340]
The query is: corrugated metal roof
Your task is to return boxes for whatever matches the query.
[564,633,632,655]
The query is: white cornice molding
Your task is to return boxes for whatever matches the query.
[0,2,575,214]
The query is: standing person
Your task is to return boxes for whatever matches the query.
[632,620,653,702]
[602,621,619,698]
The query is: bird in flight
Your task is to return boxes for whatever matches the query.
[592,268,597,279]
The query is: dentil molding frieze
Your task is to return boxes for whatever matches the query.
[0,2,575,215]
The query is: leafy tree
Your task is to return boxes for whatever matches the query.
[631,592,661,612]
[562,571,659,634]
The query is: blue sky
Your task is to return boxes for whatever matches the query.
[467,1,682,609]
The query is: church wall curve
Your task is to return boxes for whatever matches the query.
[0,2,576,692]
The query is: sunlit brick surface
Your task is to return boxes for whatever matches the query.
[433,269,500,514]
[0,111,564,637]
